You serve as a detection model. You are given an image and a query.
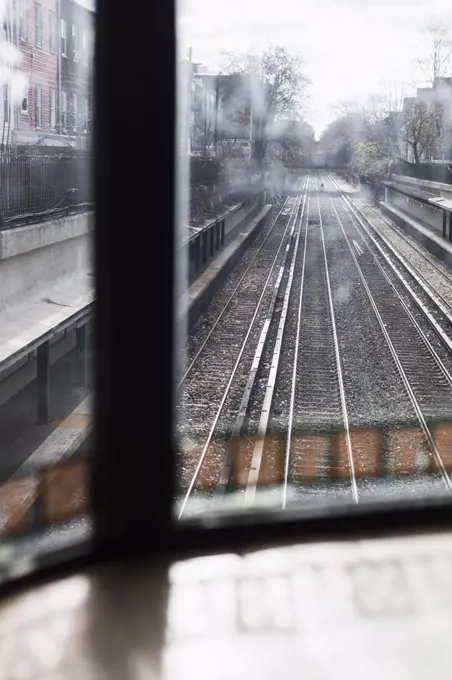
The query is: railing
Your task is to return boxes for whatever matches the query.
[0,154,93,227]
[0,192,94,230]
[391,159,452,184]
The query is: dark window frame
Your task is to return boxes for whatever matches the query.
[2,0,452,597]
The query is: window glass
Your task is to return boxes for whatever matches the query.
[49,86,56,128]
[0,0,95,580]
[3,83,10,123]
[35,83,41,126]
[49,10,57,53]
[176,0,452,520]
[61,18,67,56]
[73,92,77,128]
[19,0,27,41]
[34,2,41,46]
[72,23,78,60]
[61,89,67,128]
[21,89,28,113]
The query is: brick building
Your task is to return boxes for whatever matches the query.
[191,72,254,159]
[401,78,452,163]
[0,0,94,148]
[12,0,59,145]
[60,0,94,147]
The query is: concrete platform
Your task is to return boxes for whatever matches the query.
[332,176,362,196]
[380,202,452,268]
[392,173,452,200]
[0,395,92,536]
[385,180,439,202]
[0,211,93,314]
[429,196,452,212]
[0,270,93,374]
[383,182,446,238]
[180,204,272,330]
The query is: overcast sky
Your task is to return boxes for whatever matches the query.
[178,0,452,136]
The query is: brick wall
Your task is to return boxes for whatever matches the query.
[17,0,58,133]
[60,0,93,135]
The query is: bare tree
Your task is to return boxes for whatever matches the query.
[418,21,452,85]
[220,45,309,164]
[400,100,437,163]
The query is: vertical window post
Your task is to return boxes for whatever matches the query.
[92,0,176,554]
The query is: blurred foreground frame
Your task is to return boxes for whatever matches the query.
[90,0,176,558]
[3,0,452,596]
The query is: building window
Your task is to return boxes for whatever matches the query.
[3,84,10,123]
[35,84,42,127]
[61,90,67,129]
[72,92,77,128]
[72,24,78,61]
[61,18,67,57]
[82,96,89,132]
[82,30,89,62]
[21,89,28,114]
[34,3,41,46]
[19,0,27,41]
[49,87,56,128]
[49,10,56,53]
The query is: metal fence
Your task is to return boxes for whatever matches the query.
[392,159,452,184]
[0,153,93,228]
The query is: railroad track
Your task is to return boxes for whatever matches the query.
[179,172,452,518]
[177,176,308,516]
[342,193,452,357]
[236,176,358,506]
[180,191,300,385]
[360,200,452,307]
[327,173,452,492]
[280,178,357,505]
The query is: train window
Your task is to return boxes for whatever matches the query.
[176,0,452,523]
[0,0,95,583]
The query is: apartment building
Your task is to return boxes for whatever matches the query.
[0,0,94,148]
